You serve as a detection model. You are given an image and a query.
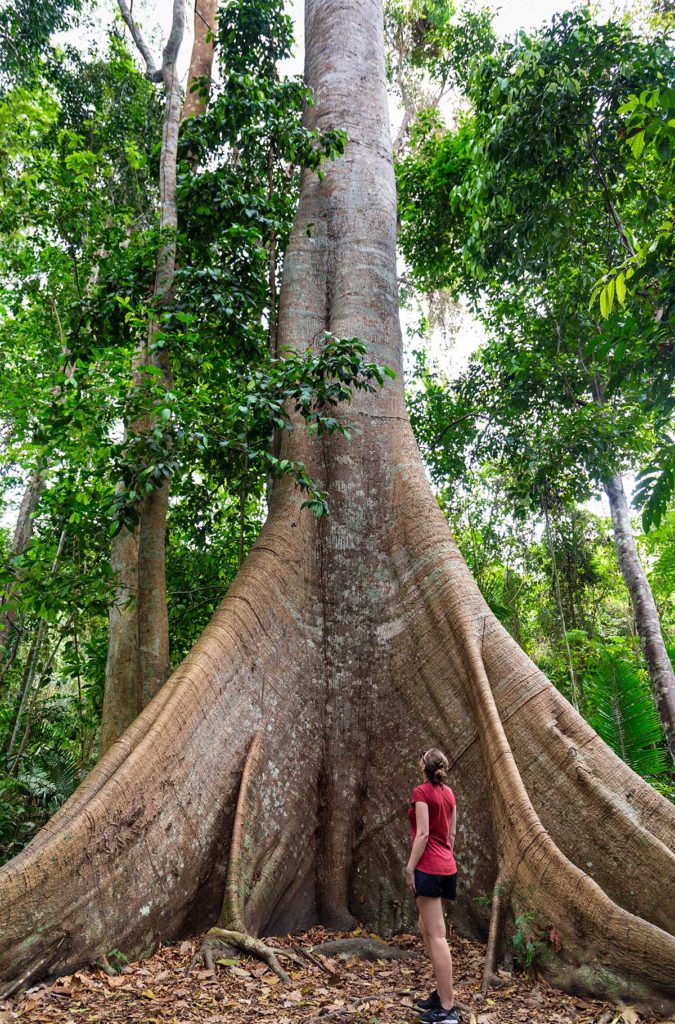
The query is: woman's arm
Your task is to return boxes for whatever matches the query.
[406,802,430,893]
[449,806,456,851]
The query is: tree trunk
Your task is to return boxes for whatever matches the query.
[1,0,674,1012]
[0,468,45,657]
[181,0,217,123]
[101,0,215,750]
[99,521,140,754]
[604,471,675,763]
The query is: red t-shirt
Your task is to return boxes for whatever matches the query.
[408,781,457,875]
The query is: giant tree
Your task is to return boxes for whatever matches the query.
[0,0,674,1013]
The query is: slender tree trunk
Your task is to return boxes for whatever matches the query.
[5,625,45,760]
[181,0,217,123]
[99,520,140,753]
[1,1,674,1012]
[0,469,45,656]
[604,471,675,763]
[135,0,185,703]
[101,0,216,749]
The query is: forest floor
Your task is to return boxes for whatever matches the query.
[2,928,673,1024]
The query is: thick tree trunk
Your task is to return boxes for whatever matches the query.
[604,471,675,763]
[1,0,674,1012]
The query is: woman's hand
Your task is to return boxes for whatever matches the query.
[406,865,416,894]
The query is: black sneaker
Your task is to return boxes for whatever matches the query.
[419,1007,460,1023]
[415,990,440,1011]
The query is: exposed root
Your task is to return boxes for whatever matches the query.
[461,630,675,1012]
[292,944,335,974]
[221,724,266,933]
[197,927,291,982]
[187,726,303,984]
[481,874,511,993]
[308,937,417,961]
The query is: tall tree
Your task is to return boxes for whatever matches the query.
[397,9,675,759]
[101,0,222,751]
[0,0,674,1013]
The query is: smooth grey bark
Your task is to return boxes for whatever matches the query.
[604,472,675,763]
[136,0,186,706]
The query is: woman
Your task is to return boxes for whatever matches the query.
[406,748,459,1024]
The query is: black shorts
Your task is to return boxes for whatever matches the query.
[414,869,458,900]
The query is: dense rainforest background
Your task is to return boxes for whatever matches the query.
[0,0,673,867]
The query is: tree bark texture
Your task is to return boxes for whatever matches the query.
[99,521,140,754]
[181,0,217,123]
[604,472,675,763]
[1,0,674,1011]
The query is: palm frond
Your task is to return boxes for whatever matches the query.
[585,653,669,781]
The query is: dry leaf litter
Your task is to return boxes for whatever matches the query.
[3,929,673,1024]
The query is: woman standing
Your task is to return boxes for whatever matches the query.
[406,748,459,1024]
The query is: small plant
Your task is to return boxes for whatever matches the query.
[511,912,546,971]
[106,948,128,973]
[473,893,491,907]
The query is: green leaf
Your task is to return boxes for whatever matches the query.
[628,129,646,159]
[599,280,614,319]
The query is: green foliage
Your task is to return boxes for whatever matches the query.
[634,436,675,532]
[105,949,128,973]
[0,0,81,91]
[511,912,546,971]
[398,8,675,521]
[385,0,495,103]
[585,643,670,780]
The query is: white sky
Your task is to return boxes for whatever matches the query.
[141,0,591,86]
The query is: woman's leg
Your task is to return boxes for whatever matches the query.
[416,895,454,1010]
[418,912,432,958]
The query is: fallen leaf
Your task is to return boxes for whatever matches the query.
[50,985,73,997]
[229,966,251,979]
[140,989,156,999]
[106,975,126,988]
[179,940,192,954]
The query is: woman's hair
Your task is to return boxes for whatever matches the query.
[422,748,449,785]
